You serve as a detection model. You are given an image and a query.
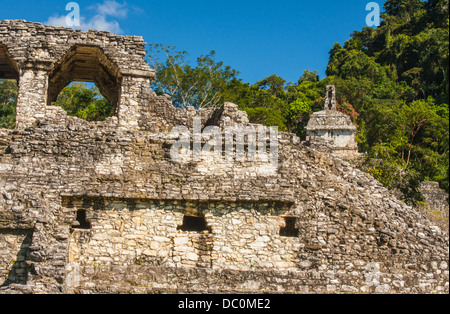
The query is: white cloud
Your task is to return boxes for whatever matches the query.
[46,15,69,28]
[94,0,128,18]
[45,0,128,34]
[84,14,123,34]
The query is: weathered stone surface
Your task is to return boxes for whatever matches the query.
[306,85,359,160]
[419,181,449,233]
[0,20,449,294]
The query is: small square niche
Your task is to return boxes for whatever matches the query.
[72,209,92,230]
[280,217,299,237]
[177,215,211,233]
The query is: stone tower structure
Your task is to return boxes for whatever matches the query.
[0,21,448,294]
[306,85,359,159]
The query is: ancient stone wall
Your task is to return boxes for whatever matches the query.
[0,20,449,294]
[0,20,154,130]
[0,229,32,286]
[419,182,449,233]
[421,182,449,217]
[65,198,296,271]
[1,119,448,294]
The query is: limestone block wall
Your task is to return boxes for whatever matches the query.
[421,182,449,217]
[0,21,252,134]
[0,20,154,130]
[0,120,448,294]
[0,20,448,294]
[65,198,297,272]
[306,130,357,148]
[69,264,450,294]
[0,229,32,286]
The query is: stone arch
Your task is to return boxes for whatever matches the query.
[47,45,122,114]
[0,43,19,81]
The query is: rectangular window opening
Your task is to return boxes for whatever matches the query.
[177,215,211,233]
[280,217,299,237]
[72,209,92,230]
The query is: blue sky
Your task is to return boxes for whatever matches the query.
[0,0,385,84]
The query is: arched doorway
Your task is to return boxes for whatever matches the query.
[47,45,122,121]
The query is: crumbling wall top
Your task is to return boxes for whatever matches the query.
[306,85,356,132]
[0,20,159,129]
[0,20,153,77]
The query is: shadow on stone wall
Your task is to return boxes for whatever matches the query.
[0,230,33,287]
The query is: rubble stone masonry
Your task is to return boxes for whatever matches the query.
[0,20,448,294]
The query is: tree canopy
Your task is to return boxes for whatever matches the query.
[324,0,449,199]
[146,44,239,109]
[52,82,114,122]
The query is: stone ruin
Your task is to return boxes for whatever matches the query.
[306,85,359,160]
[419,182,449,232]
[0,20,448,294]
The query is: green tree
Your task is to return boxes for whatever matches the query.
[298,70,319,84]
[52,83,113,122]
[285,78,324,138]
[225,79,289,131]
[256,74,287,98]
[326,0,449,197]
[0,79,18,129]
[384,0,425,20]
[146,44,239,109]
